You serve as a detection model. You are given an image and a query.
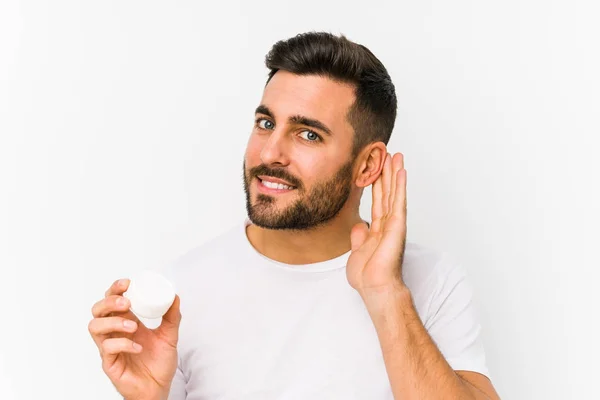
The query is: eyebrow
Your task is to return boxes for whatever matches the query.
[254,105,333,136]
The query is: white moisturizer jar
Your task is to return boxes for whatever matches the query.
[123,270,176,329]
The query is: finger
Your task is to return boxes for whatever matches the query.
[101,337,142,363]
[388,155,398,214]
[371,153,391,233]
[91,295,131,318]
[104,279,130,298]
[388,153,404,213]
[371,172,383,232]
[88,316,137,350]
[88,317,138,341]
[381,153,392,217]
[380,170,408,278]
[391,168,407,220]
[397,152,405,170]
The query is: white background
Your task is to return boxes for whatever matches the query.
[1,1,598,399]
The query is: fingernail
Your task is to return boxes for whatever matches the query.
[133,342,142,351]
[117,297,128,307]
[123,320,136,330]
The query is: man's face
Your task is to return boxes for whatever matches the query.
[243,70,357,230]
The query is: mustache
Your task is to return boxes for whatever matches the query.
[250,165,301,188]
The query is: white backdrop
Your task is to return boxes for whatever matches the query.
[1,1,598,399]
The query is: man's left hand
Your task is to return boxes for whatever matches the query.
[346,152,408,298]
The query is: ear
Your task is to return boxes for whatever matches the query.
[354,142,387,188]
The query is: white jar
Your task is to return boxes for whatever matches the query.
[123,270,176,329]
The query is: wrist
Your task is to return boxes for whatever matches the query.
[360,281,411,308]
[361,286,420,355]
[360,283,414,324]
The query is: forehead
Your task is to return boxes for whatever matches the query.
[260,71,356,133]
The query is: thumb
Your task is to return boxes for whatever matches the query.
[158,294,181,339]
[350,221,370,252]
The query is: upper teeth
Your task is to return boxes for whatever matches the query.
[262,180,293,190]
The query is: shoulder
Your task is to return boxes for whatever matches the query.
[403,244,488,376]
[402,241,460,291]
[401,241,470,318]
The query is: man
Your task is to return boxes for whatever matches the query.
[88,32,500,399]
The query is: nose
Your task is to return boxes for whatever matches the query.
[260,128,291,167]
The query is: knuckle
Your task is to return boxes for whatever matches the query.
[92,299,108,317]
[100,339,111,354]
[113,296,124,310]
[87,319,96,334]
[91,301,101,317]
[101,358,111,373]
[99,296,121,313]
[102,338,121,354]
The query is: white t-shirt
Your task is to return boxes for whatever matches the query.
[164,218,489,399]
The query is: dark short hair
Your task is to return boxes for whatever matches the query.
[264,31,397,157]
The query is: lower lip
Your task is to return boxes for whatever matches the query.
[256,178,296,195]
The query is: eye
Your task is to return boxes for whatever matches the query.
[255,118,274,130]
[299,130,322,143]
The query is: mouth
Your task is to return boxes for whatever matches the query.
[256,177,297,195]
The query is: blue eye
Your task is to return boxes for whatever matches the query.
[256,118,274,130]
[299,130,322,142]
[255,118,322,143]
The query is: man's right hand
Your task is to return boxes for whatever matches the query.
[88,278,182,400]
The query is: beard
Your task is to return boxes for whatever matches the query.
[242,158,354,231]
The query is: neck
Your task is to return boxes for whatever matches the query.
[246,209,366,265]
